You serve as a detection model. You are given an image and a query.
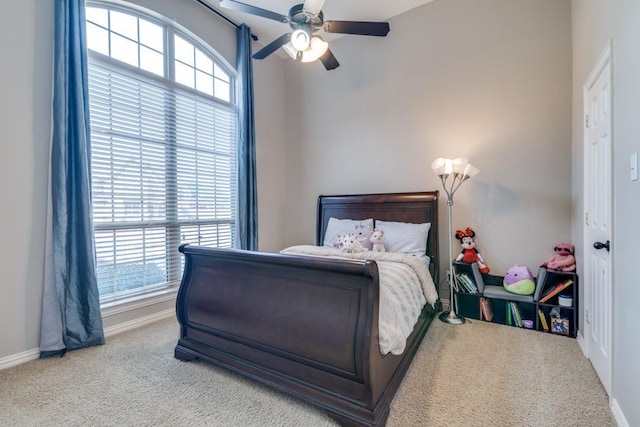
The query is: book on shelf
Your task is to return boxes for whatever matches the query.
[453,262,485,293]
[464,274,479,293]
[538,308,549,332]
[455,273,478,294]
[454,274,467,293]
[506,302,512,326]
[539,279,574,303]
[510,302,522,327]
[510,302,517,326]
[480,297,494,321]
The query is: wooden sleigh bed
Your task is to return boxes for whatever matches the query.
[174,191,441,426]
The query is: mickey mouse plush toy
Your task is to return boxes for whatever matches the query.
[455,227,490,273]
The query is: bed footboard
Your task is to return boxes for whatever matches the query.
[175,244,434,426]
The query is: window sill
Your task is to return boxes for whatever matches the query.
[101,286,179,318]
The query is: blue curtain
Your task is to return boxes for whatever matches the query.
[235,24,258,250]
[40,0,104,357]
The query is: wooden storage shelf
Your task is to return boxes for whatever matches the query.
[453,262,578,338]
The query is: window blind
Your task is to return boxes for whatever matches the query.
[88,58,237,301]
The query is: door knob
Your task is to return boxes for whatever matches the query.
[593,240,610,252]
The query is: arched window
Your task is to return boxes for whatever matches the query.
[86,2,237,302]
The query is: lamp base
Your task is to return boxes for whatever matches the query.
[439,310,466,325]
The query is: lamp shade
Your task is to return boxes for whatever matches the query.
[452,158,469,174]
[431,158,453,176]
[282,42,298,60]
[462,163,480,178]
[432,157,478,179]
[301,36,329,63]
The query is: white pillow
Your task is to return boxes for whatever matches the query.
[374,220,431,256]
[323,218,374,250]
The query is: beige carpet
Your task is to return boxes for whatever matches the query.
[0,317,615,426]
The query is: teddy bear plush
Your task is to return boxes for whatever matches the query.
[369,229,386,252]
[338,233,368,253]
[455,227,490,273]
[541,242,576,272]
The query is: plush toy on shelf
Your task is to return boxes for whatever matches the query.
[370,229,386,252]
[455,227,490,273]
[503,264,536,295]
[338,233,368,254]
[541,242,576,272]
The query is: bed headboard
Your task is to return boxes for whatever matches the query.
[316,191,439,282]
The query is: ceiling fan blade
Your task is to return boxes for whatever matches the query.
[324,21,390,37]
[252,33,292,60]
[319,47,340,71]
[302,0,326,17]
[219,0,289,23]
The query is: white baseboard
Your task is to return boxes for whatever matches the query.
[1,309,175,371]
[576,330,586,356]
[103,308,175,338]
[0,348,40,371]
[611,397,628,427]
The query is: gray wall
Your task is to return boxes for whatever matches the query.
[0,0,287,359]
[572,0,640,425]
[0,0,54,361]
[283,0,573,283]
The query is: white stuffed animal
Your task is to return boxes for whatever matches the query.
[338,233,367,253]
[370,229,386,253]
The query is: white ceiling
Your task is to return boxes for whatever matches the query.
[202,0,435,47]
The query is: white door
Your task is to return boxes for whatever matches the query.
[583,44,613,395]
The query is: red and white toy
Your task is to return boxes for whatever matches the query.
[455,227,490,273]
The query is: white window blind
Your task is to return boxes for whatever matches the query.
[88,57,237,301]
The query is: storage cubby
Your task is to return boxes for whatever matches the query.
[504,300,537,329]
[535,269,578,337]
[453,262,578,338]
[454,292,480,319]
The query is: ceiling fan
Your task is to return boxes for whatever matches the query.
[219,0,391,70]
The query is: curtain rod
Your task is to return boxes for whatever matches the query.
[195,0,259,41]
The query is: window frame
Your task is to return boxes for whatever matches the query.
[86,1,239,306]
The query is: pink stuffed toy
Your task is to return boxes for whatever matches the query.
[369,229,386,253]
[455,227,490,274]
[541,242,576,272]
[337,233,367,254]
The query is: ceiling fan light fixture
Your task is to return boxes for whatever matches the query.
[301,36,329,63]
[282,42,298,60]
[290,29,310,51]
[220,0,390,70]
[310,36,328,56]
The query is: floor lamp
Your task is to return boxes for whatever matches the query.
[431,157,479,325]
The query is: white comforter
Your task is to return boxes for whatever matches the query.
[279,245,439,355]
